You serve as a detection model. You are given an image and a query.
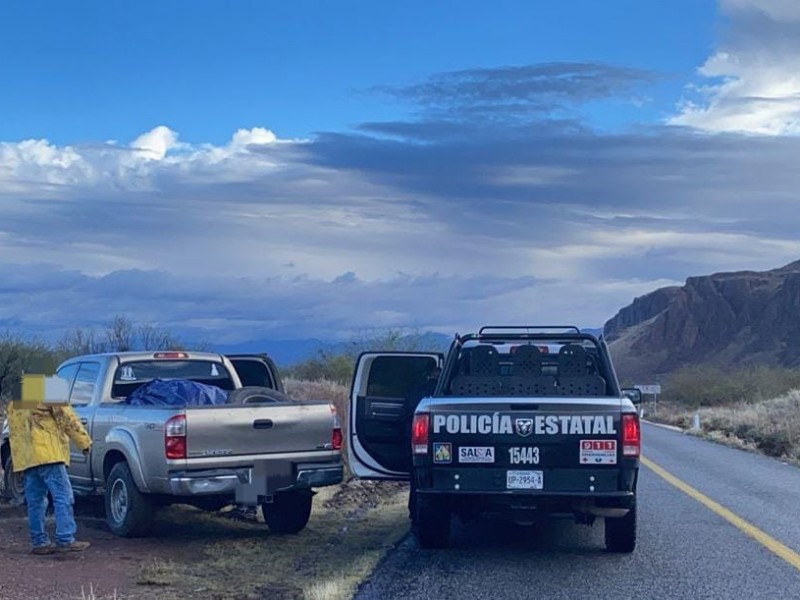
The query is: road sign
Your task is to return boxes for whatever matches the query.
[634,384,661,395]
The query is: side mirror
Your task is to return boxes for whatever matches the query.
[621,388,642,405]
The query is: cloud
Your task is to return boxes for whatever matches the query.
[0,263,663,343]
[2,62,800,344]
[131,125,180,160]
[371,63,655,123]
[670,0,800,134]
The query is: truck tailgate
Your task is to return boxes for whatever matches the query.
[427,397,624,494]
[185,402,334,458]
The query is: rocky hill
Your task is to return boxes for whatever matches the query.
[604,259,800,382]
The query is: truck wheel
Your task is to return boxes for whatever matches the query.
[412,495,451,549]
[262,490,313,534]
[2,454,25,507]
[105,462,155,537]
[605,502,637,553]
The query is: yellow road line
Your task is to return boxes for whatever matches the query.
[641,455,800,572]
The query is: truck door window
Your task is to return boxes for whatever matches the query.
[367,356,439,398]
[70,362,101,406]
[55,364,80,398]
[229,358,275,388]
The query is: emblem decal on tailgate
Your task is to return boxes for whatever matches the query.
[514,418,533,437]
[433,442,452,464]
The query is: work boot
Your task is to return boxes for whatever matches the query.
[31,545,55,555]
[55,541,91,552]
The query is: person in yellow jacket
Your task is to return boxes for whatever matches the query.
[7,401,93,555]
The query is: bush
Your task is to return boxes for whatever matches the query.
[661,363,800,408]
[286,353,354,386]
[284,327,449,386]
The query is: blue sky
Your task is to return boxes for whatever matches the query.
[1,1,716,142]
[1,0,800,346]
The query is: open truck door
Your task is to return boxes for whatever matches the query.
[348,352,443,479]
[225,353,284,391]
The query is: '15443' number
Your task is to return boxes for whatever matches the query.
[508,446,540,465]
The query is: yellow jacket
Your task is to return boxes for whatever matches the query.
[7,403,92,472]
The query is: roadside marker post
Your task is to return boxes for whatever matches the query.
[635,384,661,417]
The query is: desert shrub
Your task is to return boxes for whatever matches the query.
[285,327,449,386]
[659,389,800,461]
[662,363,800,408]
[286,352,354,386]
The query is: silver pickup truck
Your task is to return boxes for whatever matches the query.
[1,351,343,537]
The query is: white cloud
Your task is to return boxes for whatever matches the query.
[721,0,800,22]
[670,0,800,134]
[1,122,799,343]
[230,127,278,148]
[131,125,180,160]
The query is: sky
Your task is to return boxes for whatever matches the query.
[1,0,800,345]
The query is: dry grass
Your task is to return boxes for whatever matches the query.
[138,557,178,587]
[138,481,409,600]
[132,379,406,599]
[653,388,800,463]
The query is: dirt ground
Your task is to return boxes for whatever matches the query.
[0,480,409,600]
[0,499,236,600]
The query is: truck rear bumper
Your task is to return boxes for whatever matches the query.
[168,471,243,496]
[417,489,636,518]
[168,462,344,497]
[296,464,344,488]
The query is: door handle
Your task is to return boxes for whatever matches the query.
[80,418,89,425]
[253,419,274,430]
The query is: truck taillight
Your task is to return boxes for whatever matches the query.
[165,415,187,460]
[331,405,343,451]
[622,413,641,457]
[411,413,430,455]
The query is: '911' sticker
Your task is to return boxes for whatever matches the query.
[579,440,617,465]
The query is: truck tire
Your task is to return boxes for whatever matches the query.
[105,462,155,537]
[227,386,293,405]
[262,490,313,534]
[2,454,25,507]
[605,502,637,553]
[412,495,451,549]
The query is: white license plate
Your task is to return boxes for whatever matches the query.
[506,470,544,490]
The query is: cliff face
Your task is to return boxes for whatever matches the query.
[605,260,800,382]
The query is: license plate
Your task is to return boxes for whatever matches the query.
[506,470,544,490]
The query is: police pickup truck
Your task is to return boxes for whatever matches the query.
[347,326,641,551]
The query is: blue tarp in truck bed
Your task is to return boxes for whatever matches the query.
[124,378,229,406]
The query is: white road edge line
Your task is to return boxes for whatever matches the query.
[641,419,684,433]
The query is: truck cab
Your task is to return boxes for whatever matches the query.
[348,326,640,551]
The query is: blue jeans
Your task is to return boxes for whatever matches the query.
[24,463,77,548]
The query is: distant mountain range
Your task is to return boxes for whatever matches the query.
[212,331,455,366]
[212,328,605,367]
[604,259,800,382]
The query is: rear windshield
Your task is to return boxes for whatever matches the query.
[112,360,235,398]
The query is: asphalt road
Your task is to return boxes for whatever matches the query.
[355,423,800,600]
